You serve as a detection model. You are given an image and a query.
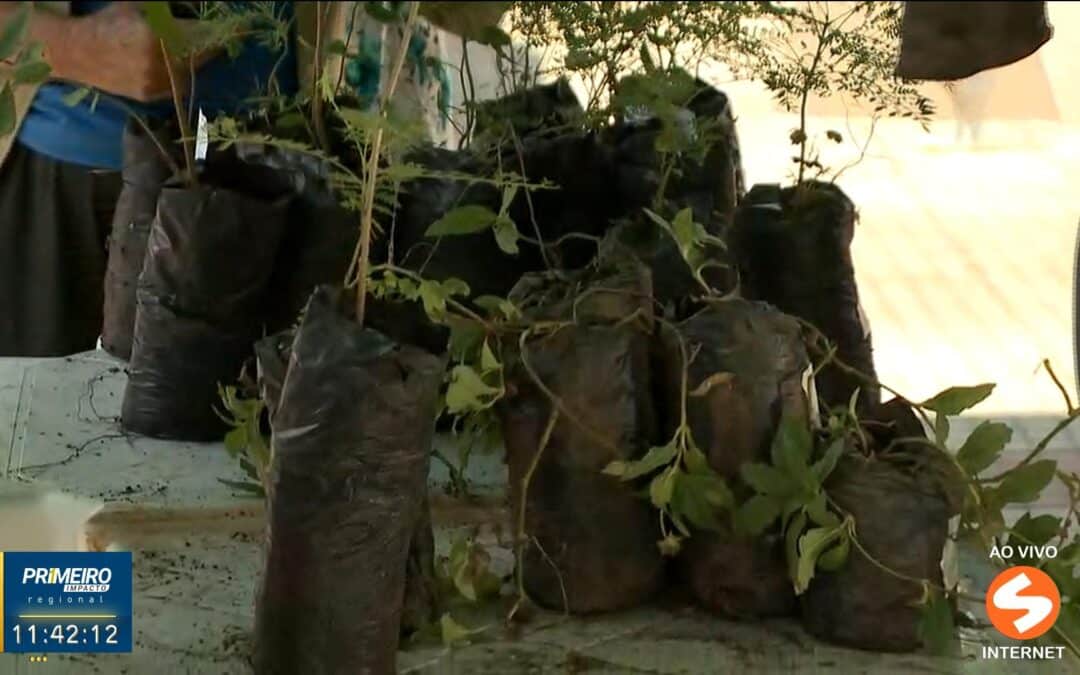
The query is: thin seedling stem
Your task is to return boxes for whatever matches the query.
[160,40,196,186]
[517,329,617,452]
[511,406,559,621]
[354,1,420,325]
[796,16,829,186]
[312,1,329,151]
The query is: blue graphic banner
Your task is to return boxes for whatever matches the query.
[1,552,133,653]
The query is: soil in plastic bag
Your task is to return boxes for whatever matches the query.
[122,166,290,441]
[253,324,440,639]
[387,134,627,301]
[660,299,810,617]
[400,496,438,636]
[896,1,1052,81]
[608,74,744,231]
[211,142,360,334]
[801,401,958,652]
[731,181,879,412]
[602,76,744,313]
[471,77,584,145]
[254,329,294,424]
[498,259,665,613]
[254,286,443,674]
[101,120,178,360]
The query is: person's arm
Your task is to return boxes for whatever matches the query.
[0,3,175,102]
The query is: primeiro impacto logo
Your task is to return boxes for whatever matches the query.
[21,566,112,593]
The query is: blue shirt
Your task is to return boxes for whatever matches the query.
[17,1,297,170]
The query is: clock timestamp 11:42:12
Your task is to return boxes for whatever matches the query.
[11,624,120,646]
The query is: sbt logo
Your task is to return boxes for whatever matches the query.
[21,567,112,592]
[982,565,1063,660]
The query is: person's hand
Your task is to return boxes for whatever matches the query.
[61,3,187,103]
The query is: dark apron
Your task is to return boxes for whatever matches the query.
[0,142,121,356]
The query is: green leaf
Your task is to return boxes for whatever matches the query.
[13,60,49,85]
[671,471,732,532]
[326,39,347,55]
[444,365,501,414]
[441,277,471,297]
[816,534,850,571]
[223,428,246,456]
[601,460,627,478]
[474,295,520,320]
[920,384,995,415]
[498,184,518,216]
[473,295,503,314]
[994,460,1057,504]
[649,468,677,508]
[493,216,520,255]
[956,421,1011,476]
[425,205,498,237]
[811,438,845,483]
[238,457,260,482]
[639,43,655,72]
[668,512,691,538]
[619,443,676,481]
[439,613,474,647]
[741,462,794,497]
[480,340,500,373]
[416,278,469,321]
[452,563,477,601]
[15,38,42,64]
[447,319,484,360]
[795,525,845,594]
[1047,545,1080,598]
[804,492,839,527]
[934,411,950,446]
[785,510,807,583]
[1047,604,1080,658]
[140,1,187,54]
[683,443,711,475]
[736,495,783,536]
[1008,513,1062,549]
[771,412,812,476]
[0,3,31,62]
[217,478,264,496]
[0,83,15,137]
[917,588,956,656]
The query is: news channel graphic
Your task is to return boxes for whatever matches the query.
[981,542,1068,662]
[1,552,132,653]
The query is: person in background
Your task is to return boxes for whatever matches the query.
[0,2,296,357]
[296,2,511,148]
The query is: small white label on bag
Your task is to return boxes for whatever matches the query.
[195,109,208,161]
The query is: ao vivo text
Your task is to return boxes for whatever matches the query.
[988,544,1059,560]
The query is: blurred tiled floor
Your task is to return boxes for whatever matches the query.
[730,107,1080,512]
[733,112,1079,416]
